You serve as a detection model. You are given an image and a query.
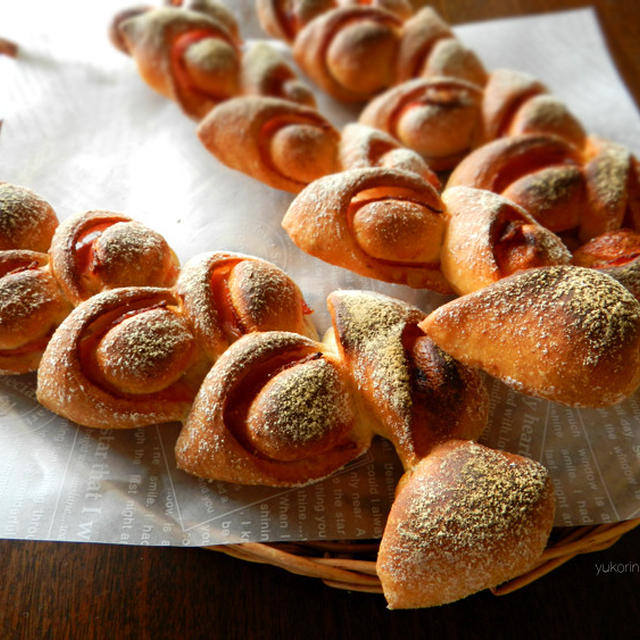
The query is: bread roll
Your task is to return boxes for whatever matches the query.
[175,331,370,486]
[0,183,58,253]
[377,439,554,608]
[339,123,440,187]
[420,265,640,406]
[359,77,484,171]
[198,96,340,193]
[0,251,72,374]
[49,210,179,305]
[448,133,640,243]
[328,290,487,466]
[440,186,571,294]
[282,167,452,291]
[293,6,403,102]
[37,288,209,428]
[175,251,317,360]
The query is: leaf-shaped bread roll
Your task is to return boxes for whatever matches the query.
[420,265,640,406]
[377,439,554,608]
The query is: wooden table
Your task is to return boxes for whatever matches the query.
[2,1,639,638]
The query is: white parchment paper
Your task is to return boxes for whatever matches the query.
[0,2,639,546]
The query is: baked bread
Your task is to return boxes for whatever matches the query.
[175,251,318,360]
[420,265,640,406]
[282,167,452,291]
[37,287,209,429]
[395,8,486,86]
[359,77,485,171]
[440,186,571,294]
[197,96,341,193]
[257,4,486,102]
[49,210,179,305]
[481,69,586,146]
[175,331,370,486]
[327,290,488,467]
[339,123,440,188]
[447,133,640,244]
[36,250,317,428]
[359,69,586,171]
[377,439,554,608]
[0,250,72,374]
[0,183,58,252]
[110,0,314,119]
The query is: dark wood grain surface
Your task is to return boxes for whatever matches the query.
[2,2,640,639]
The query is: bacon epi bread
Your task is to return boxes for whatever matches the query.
[176,289,555,607]
[110,0,315,119]
[0,185,182,374]
[256,3,486,102]
[36,251,317,429]
[282,168,573,293]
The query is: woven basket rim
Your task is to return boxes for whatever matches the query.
[205,518,640,597]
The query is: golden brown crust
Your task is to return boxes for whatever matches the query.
[0,251,72,374]
[327,290,487,467]
[36,287,208,429]
[338,123,440,188]
[447,133,639,244]
[0,183,59,253]
[481,69,547,142]
[49,210,179,305]
[241,41,316,107]
[117,6,240,118]
[506,94,586,148]
[359,77,484,171]
[420,265,640,407]
[197,96,340,193]
[175,251,318,360]
[377,439,554,608]
[175,331,371,486]
[441,186,571,294]
[293,6,403,102]
[282,167,452,292]
[256,0,337,42]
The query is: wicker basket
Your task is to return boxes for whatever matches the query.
[206,518,640,596]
